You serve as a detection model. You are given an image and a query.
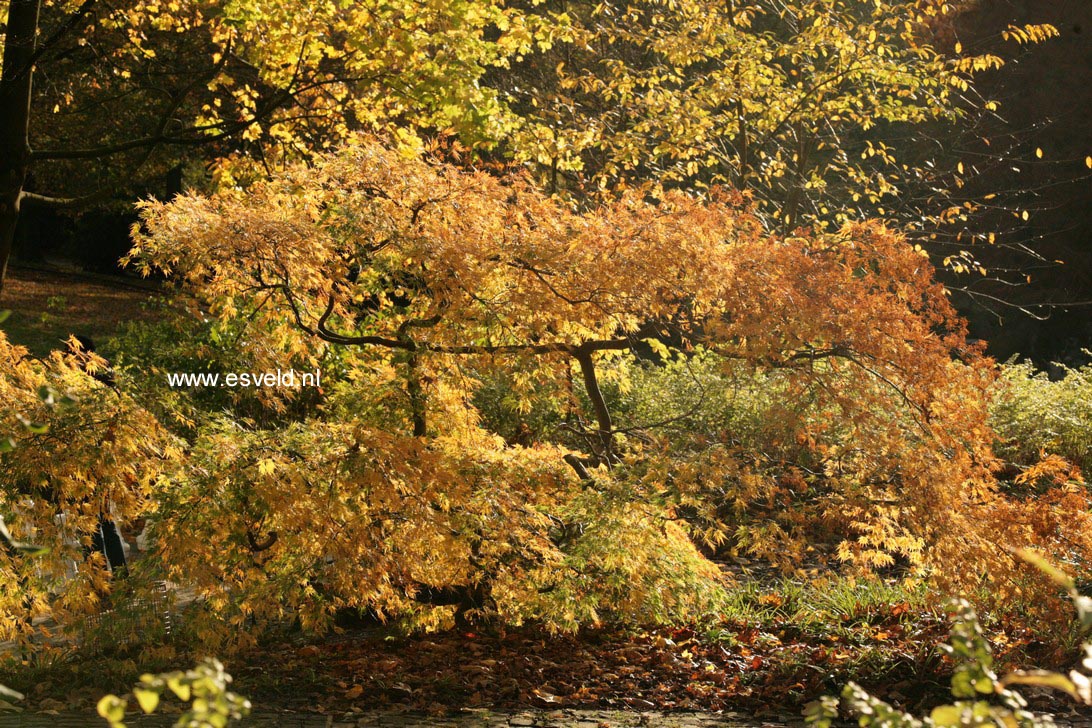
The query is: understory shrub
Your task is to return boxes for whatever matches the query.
[991,358,1092,474]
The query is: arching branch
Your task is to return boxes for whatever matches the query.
[246,528,278,552]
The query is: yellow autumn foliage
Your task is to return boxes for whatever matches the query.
[0,329,181,645]
[3,134,1084,649]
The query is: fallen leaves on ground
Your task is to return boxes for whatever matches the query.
[8,601,1079,720]
[232,613,963,717]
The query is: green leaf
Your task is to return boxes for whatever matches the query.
[0,310,9,325]
[166,677,191,702]
[951,670,975,698]
[133,687,160,714]
[0,437,14,453]
[13,542,50,557]
[973,675,995,693]
[642,337,671,360]
[803,696,839,728]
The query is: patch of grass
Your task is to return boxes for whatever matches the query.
[717,576,931,631]
[712,579,937,693]
[2,645,182,708]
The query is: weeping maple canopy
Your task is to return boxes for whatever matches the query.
[130,135,981,456]
[120,136,1092,635]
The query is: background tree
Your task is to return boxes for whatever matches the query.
[4,0,1078,363]
[934,3,1092,363]
[496,0,1063,288]
[0,0,560,292]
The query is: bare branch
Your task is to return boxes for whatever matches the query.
[23,0,99,73]
[20,188,110,209]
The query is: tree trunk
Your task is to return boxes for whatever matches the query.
[573,348,616,464]
[0,203,19,296]
[0,0,41,296]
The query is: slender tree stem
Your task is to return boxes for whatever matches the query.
[573,347,613,462]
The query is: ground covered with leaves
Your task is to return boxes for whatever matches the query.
[11,578,1089,722]
[245,619,1091,717]
[240,622,948,717]
[1,267,161,356]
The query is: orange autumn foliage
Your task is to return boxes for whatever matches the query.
[119,135,1092,634]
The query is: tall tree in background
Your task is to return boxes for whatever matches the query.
[0,0,559,293]
[501,0,1059,261]
[0,0,1070,315]
[0,0,38,293]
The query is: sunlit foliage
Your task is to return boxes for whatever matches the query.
[503,0,1057,233]
[15,0,563,198]
[991,359,1092,474]
[0,329,180,647]
[116,136,1092,640]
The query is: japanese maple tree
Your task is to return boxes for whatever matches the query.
[119,136,1092,637]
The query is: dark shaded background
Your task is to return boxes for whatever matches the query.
[951,0,1092,364]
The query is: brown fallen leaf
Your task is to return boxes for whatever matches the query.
[532,688,562,705]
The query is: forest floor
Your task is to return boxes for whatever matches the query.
[7,579,1092,726]
[1,265,162,356]
[7,616,1092,725]
[0,707,801,727]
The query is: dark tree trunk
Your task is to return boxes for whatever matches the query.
[0,0,41,296]
[0,200,19,296]
[574,348,614,463]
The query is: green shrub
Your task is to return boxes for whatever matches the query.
[990,358,1092,473]
[615,350,818,462]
